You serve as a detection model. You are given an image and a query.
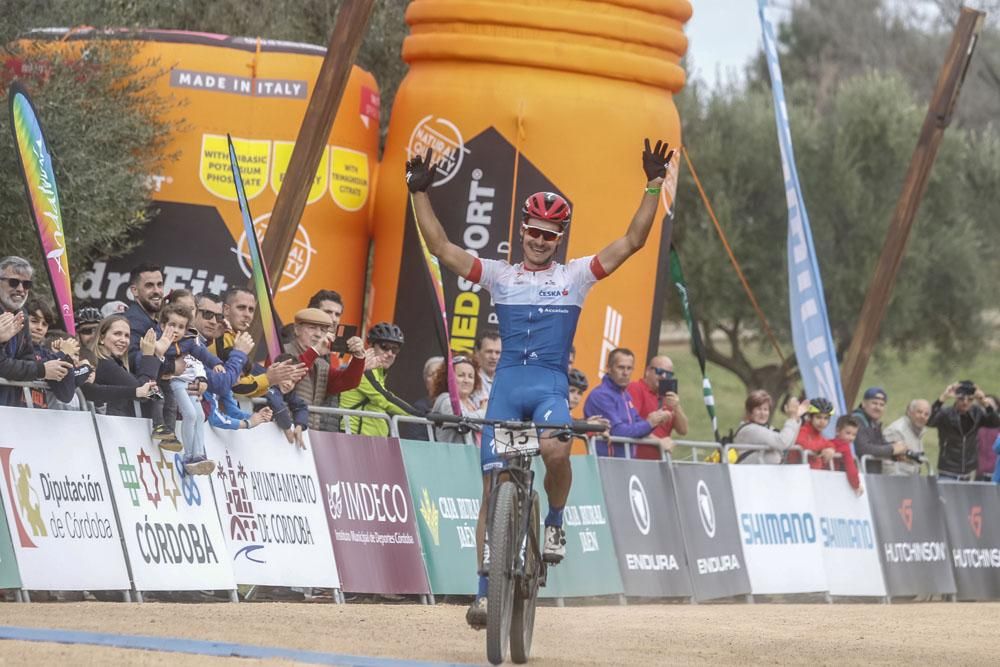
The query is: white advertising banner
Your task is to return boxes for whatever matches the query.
[205,426,340,588]
[95,415,236,592]
[810,470,886,597]
[0,407,130,591]
[728,464,829,594]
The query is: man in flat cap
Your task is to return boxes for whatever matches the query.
[284,307,367,431]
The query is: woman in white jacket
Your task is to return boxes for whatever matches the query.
[733,390,809,464]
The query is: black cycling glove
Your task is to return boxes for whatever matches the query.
[405,148,435,193]
[642,138,675,182]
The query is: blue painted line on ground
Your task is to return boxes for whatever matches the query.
[0,625,478,667]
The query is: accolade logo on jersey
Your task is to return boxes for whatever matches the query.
[628,475,651,536]
[697,479,716,538]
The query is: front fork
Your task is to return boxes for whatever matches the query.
[480,459,537,581]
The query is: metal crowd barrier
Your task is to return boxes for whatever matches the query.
[861,454,935,477]
[0,377,87,411]
[723,442,807,464]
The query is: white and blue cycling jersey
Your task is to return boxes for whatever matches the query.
[469,255,606,374]
[467,254,607,471]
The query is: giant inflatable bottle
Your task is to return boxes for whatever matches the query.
[371,0,693,400]
[12,29,379,325]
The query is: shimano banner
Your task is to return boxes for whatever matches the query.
[730,465,828,594]
[598,458,692,598]
[310,433,429,595]
[810,470,886,597]
[205,427,339,589]
[399,440,481,595]
[938,482,1000,600]
[672,463,750,601]
[865,475,956,597]
[533,456,623,598]
[758,0,846,426]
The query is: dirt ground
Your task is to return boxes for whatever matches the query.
[0,600,998,665]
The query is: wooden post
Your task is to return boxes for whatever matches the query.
[840,7,984,407]
[246,0,374,352]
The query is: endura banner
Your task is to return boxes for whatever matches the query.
[671,463,750,601]
[938,482,1000,600]
[205,427,339,589]
[810,470,886,597]
[0,408,129,591]
[729,465,828,594]
[865,475,956,597]
[310,432,429,594]
[399,440,481,595]
[598,458,691,598]
[96,415,235,592]
[534,456,623,598]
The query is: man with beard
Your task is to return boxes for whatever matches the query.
[124,263,165,369]
[0,256,73,406]
[406,138,675,628]
[208,287,304,398]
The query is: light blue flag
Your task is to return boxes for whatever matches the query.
[757,0,846,432]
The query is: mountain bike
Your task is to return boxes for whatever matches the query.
[426,413,603,665]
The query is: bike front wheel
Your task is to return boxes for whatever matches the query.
[510,489,541,664]
[486,481,517,666]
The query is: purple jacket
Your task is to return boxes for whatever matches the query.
[583,374,652,457]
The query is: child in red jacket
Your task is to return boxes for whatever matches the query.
[796,399,863,496]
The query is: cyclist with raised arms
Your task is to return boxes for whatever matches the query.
[406,139,674,628]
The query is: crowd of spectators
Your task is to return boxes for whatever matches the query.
[3,253,999,485]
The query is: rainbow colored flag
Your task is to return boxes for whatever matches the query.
[227,134,282,362]
[8,82,75,335]
[410,194,462,417]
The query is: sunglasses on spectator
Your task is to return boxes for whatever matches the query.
[78,326,97,336]
[651,368,674,377]
[2,278,32,290]
[198,310,225,322]
[521,224,563,242]
[375,342,401,355]
[452,355,472,366]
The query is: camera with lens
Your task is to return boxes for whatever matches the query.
[903,449,927,464]
[146,385,164,401]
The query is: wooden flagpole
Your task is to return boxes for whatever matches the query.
[840,7,984,407]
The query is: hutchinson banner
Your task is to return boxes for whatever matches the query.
[810,470,886,597]
[671,463,750,601]
[0,408,129,591]
[937,482,1000,600]
[729,465,828,595]
[310,433,429,595]
[865,474,956,597]
[205,427,339,589]
[95,415,235,592]
[399,440,481,595]
[533,456,623,599]
[597,458,692,598]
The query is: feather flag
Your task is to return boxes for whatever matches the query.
[409,193,462,417]
[227,134,282,362]
[8,82,75,335]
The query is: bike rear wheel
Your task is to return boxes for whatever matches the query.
[510,490,541,664]
[486,481,517,665]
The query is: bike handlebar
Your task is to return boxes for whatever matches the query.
[424,412,605,436]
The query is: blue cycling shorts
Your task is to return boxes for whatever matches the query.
[481,365,571,472]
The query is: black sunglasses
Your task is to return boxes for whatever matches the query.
[77,326,98,335]
[3,277,32,290]
[199,310,225,322]
[651,368,674,378]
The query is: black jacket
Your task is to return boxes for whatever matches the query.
[851,407,893,474]
[82,354,160,417]
[0,306,45,406]
[929,401,1000,475]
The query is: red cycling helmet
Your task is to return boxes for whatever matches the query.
[521,192,571,228]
